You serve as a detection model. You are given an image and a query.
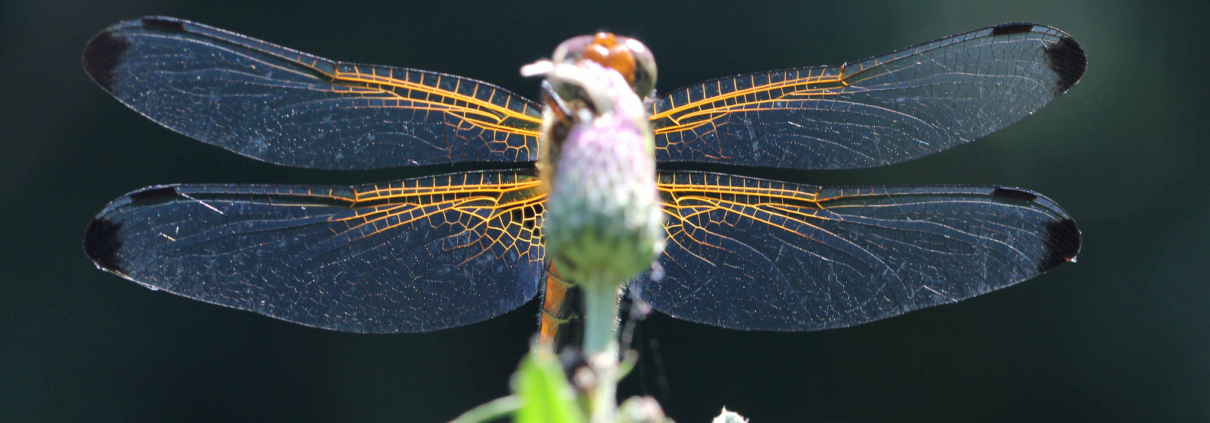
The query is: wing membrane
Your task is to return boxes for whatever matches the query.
[83,170,547,332]
[633,171,1081,330]
[83,17,542,169]
[649,23,1087,169]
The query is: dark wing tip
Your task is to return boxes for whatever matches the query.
[82,29,129,92]
[128,186,179,203]
[991,22,1036,36]
[1045,34,1088,93]
[1039,217,1081,272]
[83,17,188,92]
[83,217,125,274]
[139,16,186,32]
[991,187,1040,202]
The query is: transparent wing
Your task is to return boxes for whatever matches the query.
[83,17,542,169]
[632,171,1081,330]
[83,170,547,332]
[649,23,1087,169]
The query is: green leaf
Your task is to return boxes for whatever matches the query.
[514,351,585,423]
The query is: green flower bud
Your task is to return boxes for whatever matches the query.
[543,62,664,289]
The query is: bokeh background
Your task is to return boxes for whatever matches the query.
[3,0,1208,421]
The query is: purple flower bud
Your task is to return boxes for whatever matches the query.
[541,61,665,288]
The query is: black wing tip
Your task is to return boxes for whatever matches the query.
[989,186,1081,272]
[139,16,187,32]
[128,186,179,202]
[83,217,125,274]
[1046,34,1087,93]
[82,29,129,92]
[1039,217,1081,272]
[991,187,1040,202]
[83,17,191,92]
[990,22,1087,94]
[991,22,1036,36]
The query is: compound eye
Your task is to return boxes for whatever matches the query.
[623,38,657,99]
[593,32,616,46]
[550,33,657,98]
[552,35,595,65]
[581,33,637,86]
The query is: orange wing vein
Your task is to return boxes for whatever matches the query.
[84,16,543,169]
[633,171,1081,330]
[83,170,548,332]
[648,23,1086,169]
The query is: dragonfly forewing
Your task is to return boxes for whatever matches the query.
[649,23,1087,170]
[84,17,543,170]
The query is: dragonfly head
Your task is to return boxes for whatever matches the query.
[550,32,657,100]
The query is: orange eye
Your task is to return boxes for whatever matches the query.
[604,46,636,83]
[580,32,637,84]
[593,32,616,47]
[549,32,656,96]
[583,43,610,65]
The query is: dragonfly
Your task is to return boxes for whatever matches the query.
[82,17,1084,348]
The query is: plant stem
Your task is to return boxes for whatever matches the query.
[589,344,618,423]
[582,281,620,355]
[581,279,622,423]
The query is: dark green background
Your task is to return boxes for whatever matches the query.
[3,0,1207,421]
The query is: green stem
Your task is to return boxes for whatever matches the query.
[582,281,620,355]
[589,344,618,423]
[580,280,622,423]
